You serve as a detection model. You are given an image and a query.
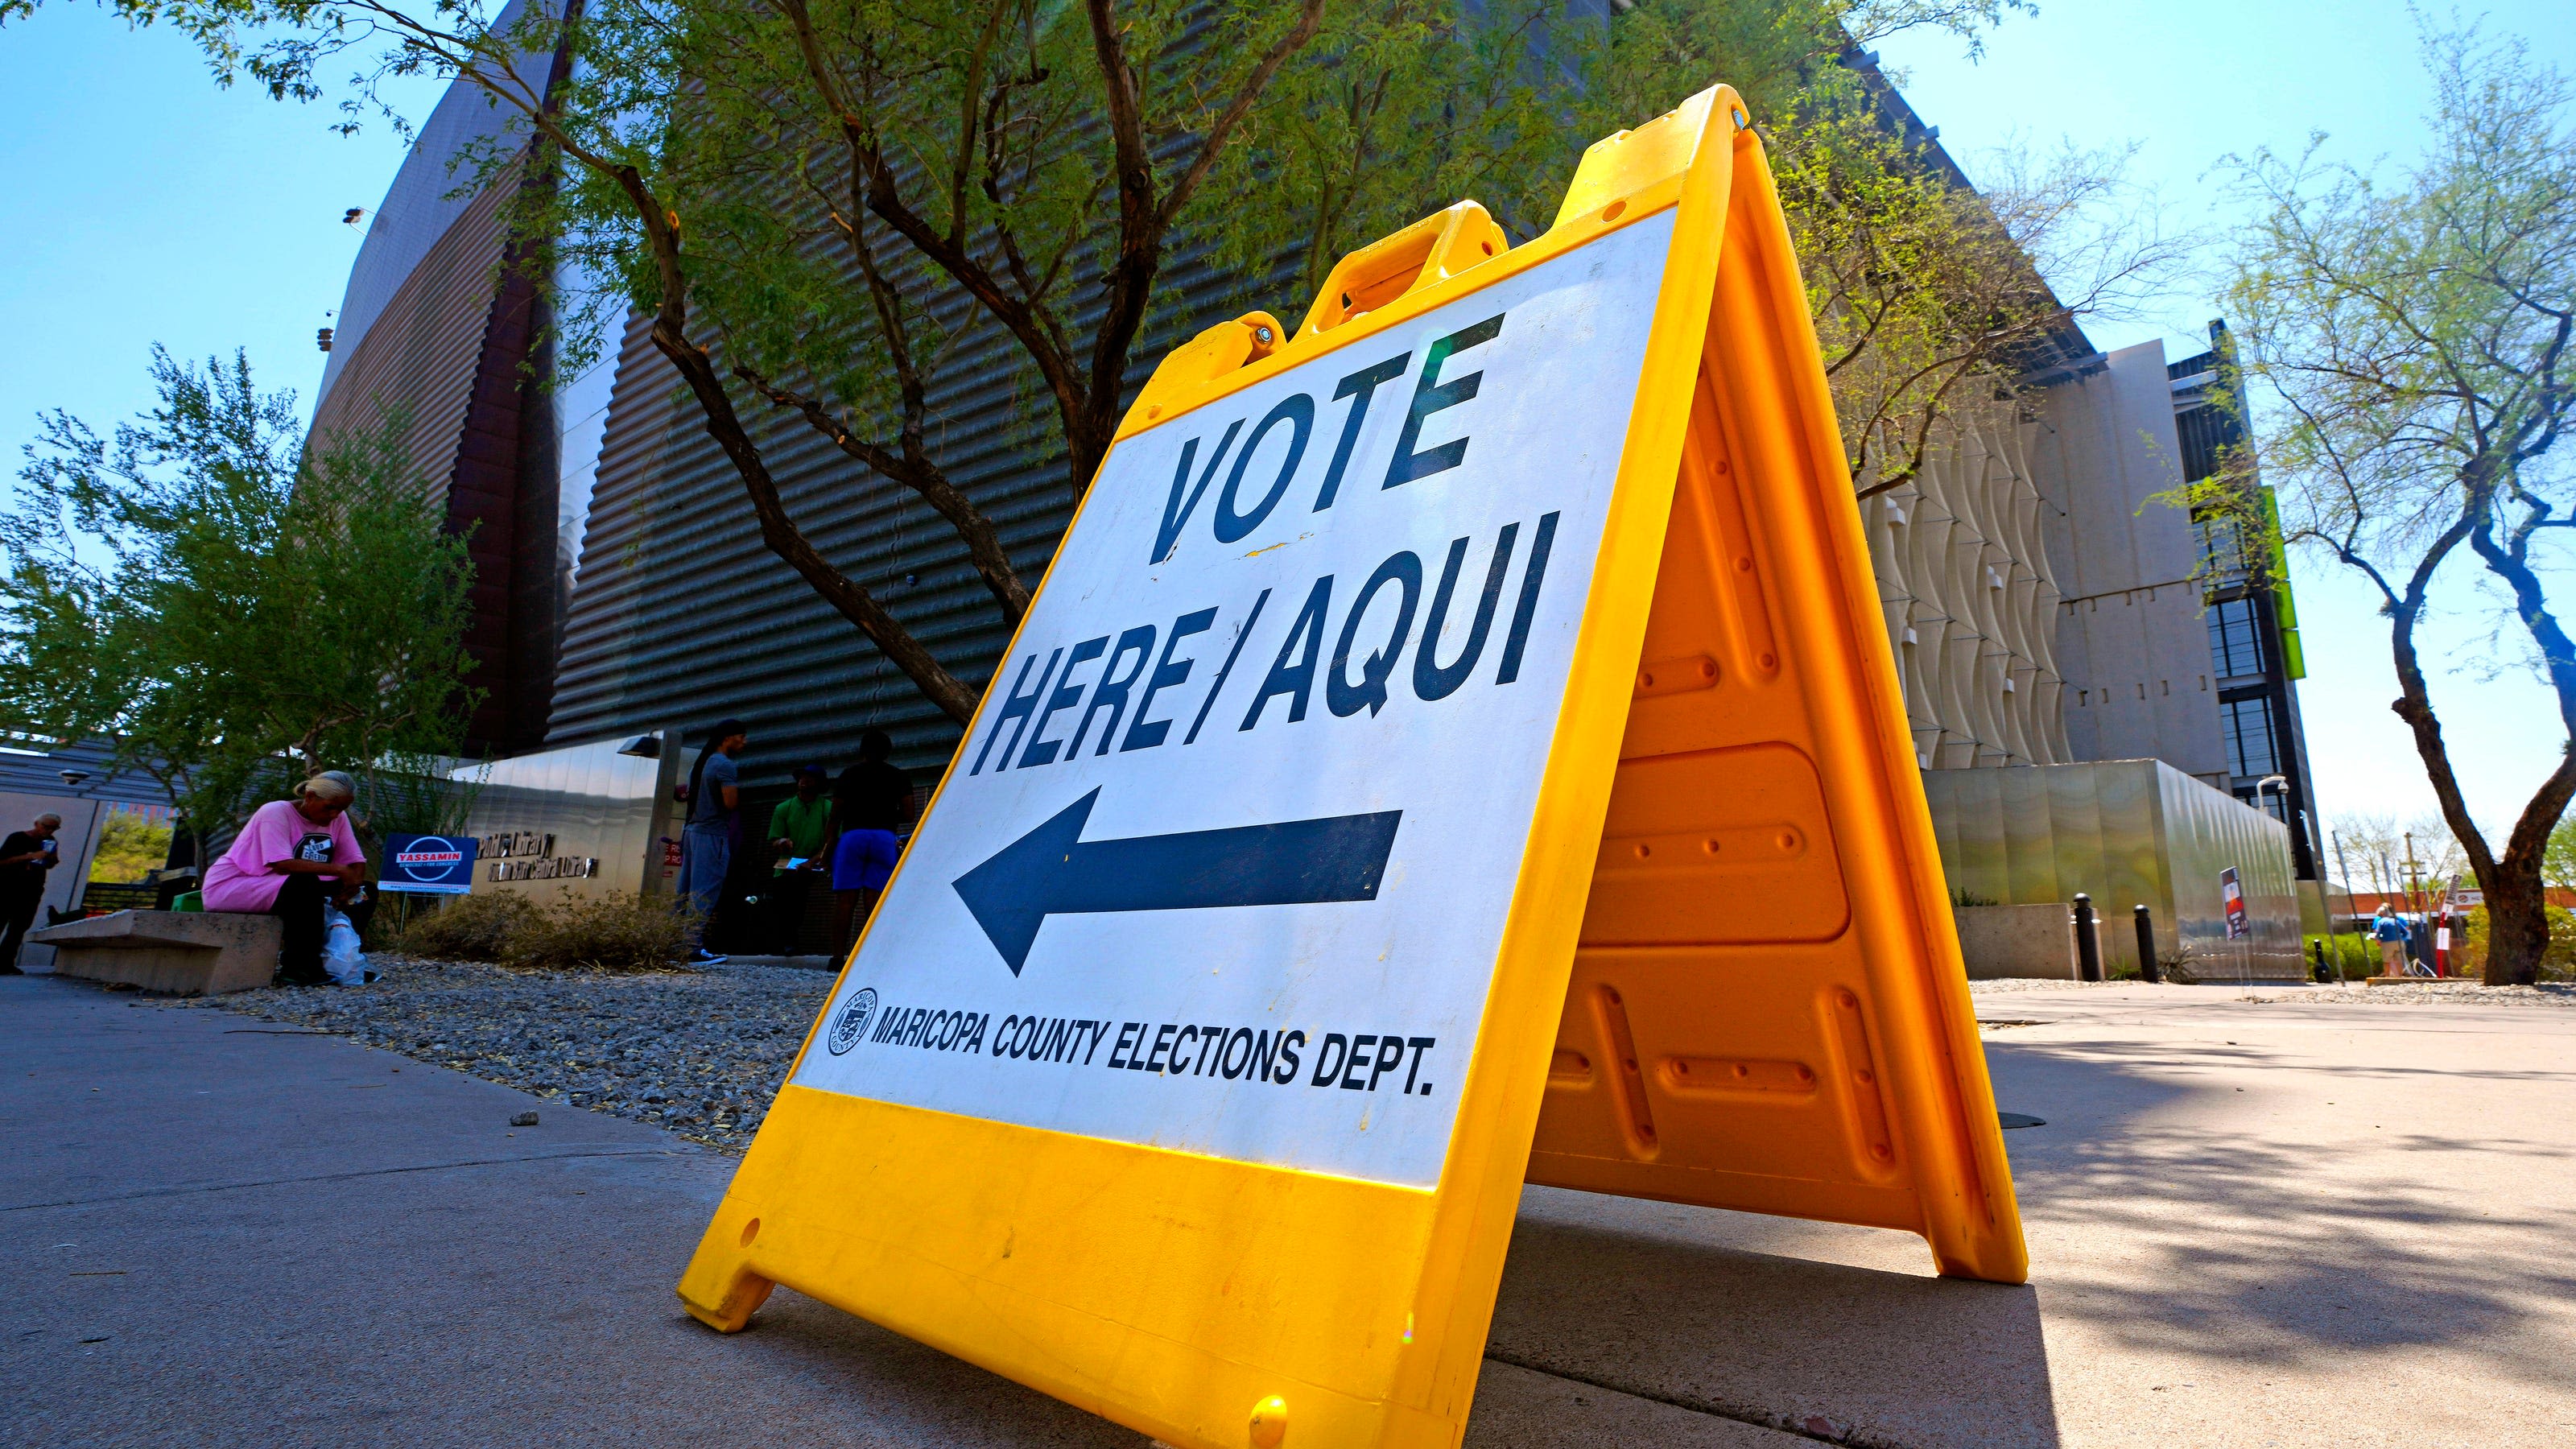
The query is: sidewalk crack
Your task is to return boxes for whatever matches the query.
[1483,1347,1901,1447]
[5,1149,688,1213]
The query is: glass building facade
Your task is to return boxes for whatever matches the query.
[2169,325,2321,878]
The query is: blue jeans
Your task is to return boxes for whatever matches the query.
[680,825,731,943]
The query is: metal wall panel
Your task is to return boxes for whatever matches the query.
[2029,341,2232,788]
[308,176,515,510]
[451,732,681,902]
[545,246,1265,796]
[2153,760,2301,978]
[1922,758,2301,980]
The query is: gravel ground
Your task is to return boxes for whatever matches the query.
[1967,976,2576,1005]
[1966,978,2144,993]
[163,960,2572,1157]
[2247,979,2576,1005]
[179,956,837,1151]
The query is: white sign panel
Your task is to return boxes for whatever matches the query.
[794,213,1676,1187]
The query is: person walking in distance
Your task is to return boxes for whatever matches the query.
[681,720,749,965]
[0,813,63,973]
[2371,904,2411,977]
[831,729,913,956]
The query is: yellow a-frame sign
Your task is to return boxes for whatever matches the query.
[680,84,2024,1449]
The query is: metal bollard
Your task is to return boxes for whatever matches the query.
[2136,903,2161,984]
[2074,893,2102,982]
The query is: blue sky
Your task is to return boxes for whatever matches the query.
[0,8,431,452]
[2,2,2568,858]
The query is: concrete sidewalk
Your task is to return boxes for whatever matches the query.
[8,976,2575,1447]
[1488,985,2576,1447]
[0,976,1785,1448]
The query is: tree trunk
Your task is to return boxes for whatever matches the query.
[2479,751,2576,985]
[646,324,981,724]
[2467,509,2576,985]
[2482,871,2553,986]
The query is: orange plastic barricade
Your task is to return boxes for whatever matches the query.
[678,82,2022,1449]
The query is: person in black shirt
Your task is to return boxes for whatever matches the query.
[0,812,63,974]
[829,730,913,956]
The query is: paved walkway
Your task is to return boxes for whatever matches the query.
[0,976,1786,1448]
[7,976,2574,1447]
[1490,985,2576,1448]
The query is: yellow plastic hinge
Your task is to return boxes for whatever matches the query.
[1295,200,1509,340]
[1129,312,1286,427]
[1550,86,1729,232]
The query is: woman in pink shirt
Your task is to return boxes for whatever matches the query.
[202,773,368,985]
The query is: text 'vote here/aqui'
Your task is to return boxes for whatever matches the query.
[969,310,1577,778]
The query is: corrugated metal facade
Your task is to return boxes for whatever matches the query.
[546,249,1264,793]
[308,10,575,755]
[308,175,515,506]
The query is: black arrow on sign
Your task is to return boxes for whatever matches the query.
[952,788,1402,974]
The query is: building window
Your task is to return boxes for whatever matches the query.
[2219,693,2279,779]
[2174,401,2239,485]
[2196,514,2256,582]
[2207,597,2268,679]
[2235,785,2289,823]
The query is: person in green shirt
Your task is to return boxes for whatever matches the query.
[766,765,834,953]
[769,765,834,869]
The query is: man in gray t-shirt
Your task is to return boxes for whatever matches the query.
[681,720,749,962]
[691,749,741,829]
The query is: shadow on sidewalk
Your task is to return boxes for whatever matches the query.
[1997,1034,2576,1379]
[1480,1026,2576,1449]
[1488,1199,2057,1449]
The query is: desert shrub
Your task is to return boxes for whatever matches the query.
[502,891,693,973]
[390,891,539,962]
[2306,933,2377,980]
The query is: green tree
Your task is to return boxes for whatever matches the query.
[87,807,175,882]
[2545,813,2576,894]
[2217,23,2576,985]
[72,0,2128,720]
[1204,2,2172,502]
[0,348,483,840]
[163,0,1349,724]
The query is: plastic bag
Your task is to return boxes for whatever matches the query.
[322,905,368,986]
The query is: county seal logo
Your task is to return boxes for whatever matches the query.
[825,987,877,1055]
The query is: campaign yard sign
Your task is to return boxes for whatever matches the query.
[679,84,2024,1449]
[378,833,477,895]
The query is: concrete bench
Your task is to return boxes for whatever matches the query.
[30,910,283,995]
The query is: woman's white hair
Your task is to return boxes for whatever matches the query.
[299,773,357,805]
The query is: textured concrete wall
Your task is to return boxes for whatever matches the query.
[1860,394,2072,770]
[1952,903,2078,980]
